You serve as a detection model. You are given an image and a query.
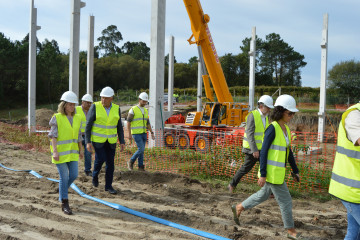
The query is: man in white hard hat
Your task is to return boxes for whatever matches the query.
[126,92,155,171]
[228,95,274,193]
[85,87,125,194]
[76,94,93,176]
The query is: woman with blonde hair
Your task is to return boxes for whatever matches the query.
[48,91,83,215]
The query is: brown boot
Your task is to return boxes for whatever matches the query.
[61,199,72,215]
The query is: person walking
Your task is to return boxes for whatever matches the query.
[231,94,303,240]
[126,92,155,171]
[48,91,83,215]
[85,86,125,194]
[76,93,93,176]
[228,95,274,193]
[329,101,360,240]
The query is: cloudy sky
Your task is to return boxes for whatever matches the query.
[1,0,359,87]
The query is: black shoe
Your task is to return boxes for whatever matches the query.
[92,177,99,187]
[85,171,92,176]
[105,187,117,194]
[61,199,72,215]
[138,166,145,171]
[127,160,134,171]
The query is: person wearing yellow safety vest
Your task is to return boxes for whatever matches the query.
[48,91,83,215]
[126,92,155,171]
[75,93,93,176]
[329,102,360,240]
[85,87,125,195]
[231,95,303,240]
[228,95,274,193]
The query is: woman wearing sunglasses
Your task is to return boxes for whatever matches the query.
[231,94,303,240]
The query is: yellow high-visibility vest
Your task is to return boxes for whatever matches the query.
[130,106,149,135]
[243,110,270,151]
[91,102,119,144]
[50,113,81,164]
[329,103,360,203]
[261,121,291,184]
[75,106,86,133]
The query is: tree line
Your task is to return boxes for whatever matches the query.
[1,24,357,109]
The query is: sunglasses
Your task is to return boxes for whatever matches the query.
[286,111,295,116]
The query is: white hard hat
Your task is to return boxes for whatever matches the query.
[139,92,149,101]
[258,95,274,109]
[81,94,93,103]
[100,86,114,97]
[274,94,299,112]
[60,91,78,104]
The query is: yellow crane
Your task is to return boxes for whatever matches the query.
[183,0,248,127]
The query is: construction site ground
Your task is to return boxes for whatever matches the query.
[0,103,347,240]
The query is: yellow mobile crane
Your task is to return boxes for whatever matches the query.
[164,0,249,152]
[183,0,248,127]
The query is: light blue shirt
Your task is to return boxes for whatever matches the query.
[104,103,112,116]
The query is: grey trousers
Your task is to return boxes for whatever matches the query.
[229,153,258,187]
[241,181,294,229]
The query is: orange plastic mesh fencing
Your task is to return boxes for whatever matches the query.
[0,121,337,193]
[116,129,337,193]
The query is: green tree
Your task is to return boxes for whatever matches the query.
[97,25,123,56]
[122,41,150,61]
[259,33,306,86]
[328,60,360,100]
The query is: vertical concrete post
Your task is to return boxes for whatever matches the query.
[69,0,86,98]
[197,60,203,112]
[197,46,206,112]
[167,35,174,113]
[87,15,94,96]
[149,0,166,147]
[318,14,328,143]
[248,27,256,111]
[28,0,41,133]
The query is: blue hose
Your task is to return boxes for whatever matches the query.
[0,163,230,240]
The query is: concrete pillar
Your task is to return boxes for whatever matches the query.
[149,0,166,147]
[197,46,206,112]
[87,15,94,96]
[28,0,41,133]
[248,27,256,111]
[318,14,329,143]
[69,0,86,98]
[167,35,174,113]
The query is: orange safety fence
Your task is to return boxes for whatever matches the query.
[0,122,337,193]
[116,129,337,193]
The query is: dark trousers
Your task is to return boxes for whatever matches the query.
[230,153,258,187]
[93,141,115,189]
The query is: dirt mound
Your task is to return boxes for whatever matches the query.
[21,108,55,127]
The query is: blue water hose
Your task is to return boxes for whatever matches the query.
[0,163,230,240]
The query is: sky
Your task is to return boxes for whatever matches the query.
[0,0,359,87]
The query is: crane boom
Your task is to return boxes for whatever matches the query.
[183,0,233,103]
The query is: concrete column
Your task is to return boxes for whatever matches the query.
[87,15,94,96]
[167,35,174,113]
[197,46,206,112]
[149,0,166,147]
[69,0,86,98]
[248,27,256,111]
[318,14,329,142]
[28,0,41,133]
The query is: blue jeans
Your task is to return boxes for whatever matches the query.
[342,200,360,240]
[93,141,115,189]
[130,133,147,167]
[56,161,78,201]
[82,139,92,172]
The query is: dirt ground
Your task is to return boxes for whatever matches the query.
[0,138,348,240]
